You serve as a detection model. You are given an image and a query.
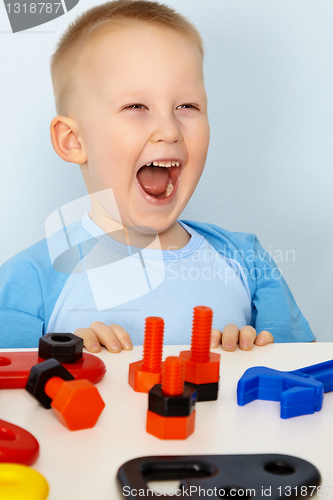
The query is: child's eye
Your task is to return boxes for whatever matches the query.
[123,104,147,110]
[177,104,200,110]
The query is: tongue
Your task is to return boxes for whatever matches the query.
[137,166,170,196]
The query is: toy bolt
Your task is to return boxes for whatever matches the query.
[128,317,164,393]
[146,356,196,439]
[26,359,105,431]
[179,306,220,401]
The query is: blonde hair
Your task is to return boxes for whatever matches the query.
[50,0,204,115]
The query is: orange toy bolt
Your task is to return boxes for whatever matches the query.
[26,359,105,431]
[179,306,220,402]
[128,317,164,393]
[146,356,196,440]
[44,377,105,431]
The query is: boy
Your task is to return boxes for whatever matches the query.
[0,0,315,351]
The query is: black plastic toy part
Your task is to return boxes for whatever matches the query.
[148,384,196,417]
[117,454,320,499]
[185,381,219,402]
[25,358,74,409]
[38,332,83,363]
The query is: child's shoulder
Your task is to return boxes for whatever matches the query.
[0,218,93,280]
[180,219,276,297]
[1,237,50,278]
[180,219,258,254]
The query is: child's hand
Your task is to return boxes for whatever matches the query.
[74,322,133,353]
[210,324,274,351]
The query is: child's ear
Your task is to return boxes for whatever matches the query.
[50,116,87,164]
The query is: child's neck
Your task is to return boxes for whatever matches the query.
[157,221,191,251]
[88,211,191,250]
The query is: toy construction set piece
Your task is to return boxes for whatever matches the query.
[237,358,333,418]
[0,337,106,390]
[0,419,39,466]
[179,306,220,401]
[147,356,196,439]
[129,317,164,393]
[38,332,83,363]
[0,463,49,500]
[25,358,105,431]
[117,454,320,500]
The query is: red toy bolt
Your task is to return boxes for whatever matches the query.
[179,306,220,401]
[44,377,105,431]
[26,359,105,431]
[128,317,164,393]
[162,355,184,396]
[146,356,196,440]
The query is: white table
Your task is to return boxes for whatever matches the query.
[1,343,333,499]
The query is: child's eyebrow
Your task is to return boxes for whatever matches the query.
[111,88,207,103]
[109,91,149,104]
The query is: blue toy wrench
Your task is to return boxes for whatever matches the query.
[237,359,333,418]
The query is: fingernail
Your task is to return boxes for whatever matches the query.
[241,341,250,349]
[256,338,265,345]
[225,342,234,349]
[91,342,100,351]
[111,342,120,351]
[124,341,132,349]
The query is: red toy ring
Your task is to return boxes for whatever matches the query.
[0,419,39,465]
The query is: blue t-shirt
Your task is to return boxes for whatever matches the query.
[0,215,315,347]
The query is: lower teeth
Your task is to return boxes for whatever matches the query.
[165,181,174,197]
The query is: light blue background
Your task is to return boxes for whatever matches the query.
[0,1,332,340]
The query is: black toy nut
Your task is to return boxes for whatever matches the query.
[25,358,74,409]
[185,381,219,402]
[38,333,83,363]
[148,384,196,417]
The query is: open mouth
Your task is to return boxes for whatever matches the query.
[136,160,182,200]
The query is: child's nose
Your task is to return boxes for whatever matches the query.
[149,112,182,144]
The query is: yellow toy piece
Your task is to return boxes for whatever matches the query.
[0,463,49,499]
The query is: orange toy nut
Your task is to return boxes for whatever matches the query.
[179,350,220,385]
[128,360,162,393]
[45,377,105,431]
[146,410,195,440]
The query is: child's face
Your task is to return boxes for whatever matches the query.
[72,22,210,234]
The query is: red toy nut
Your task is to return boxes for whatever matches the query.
[146,410,196,440]
[178,350,220,385]
[45,377,105,431]
[128,360,162,394]
[128,317,164,393]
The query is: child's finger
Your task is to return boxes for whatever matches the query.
[89,321,122,353]
[108,323,133,350]
[239,325,257,350]
[210,329,221,348]
[255,330,274,346]
[74,327,102,353]
[221,323,240,351]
